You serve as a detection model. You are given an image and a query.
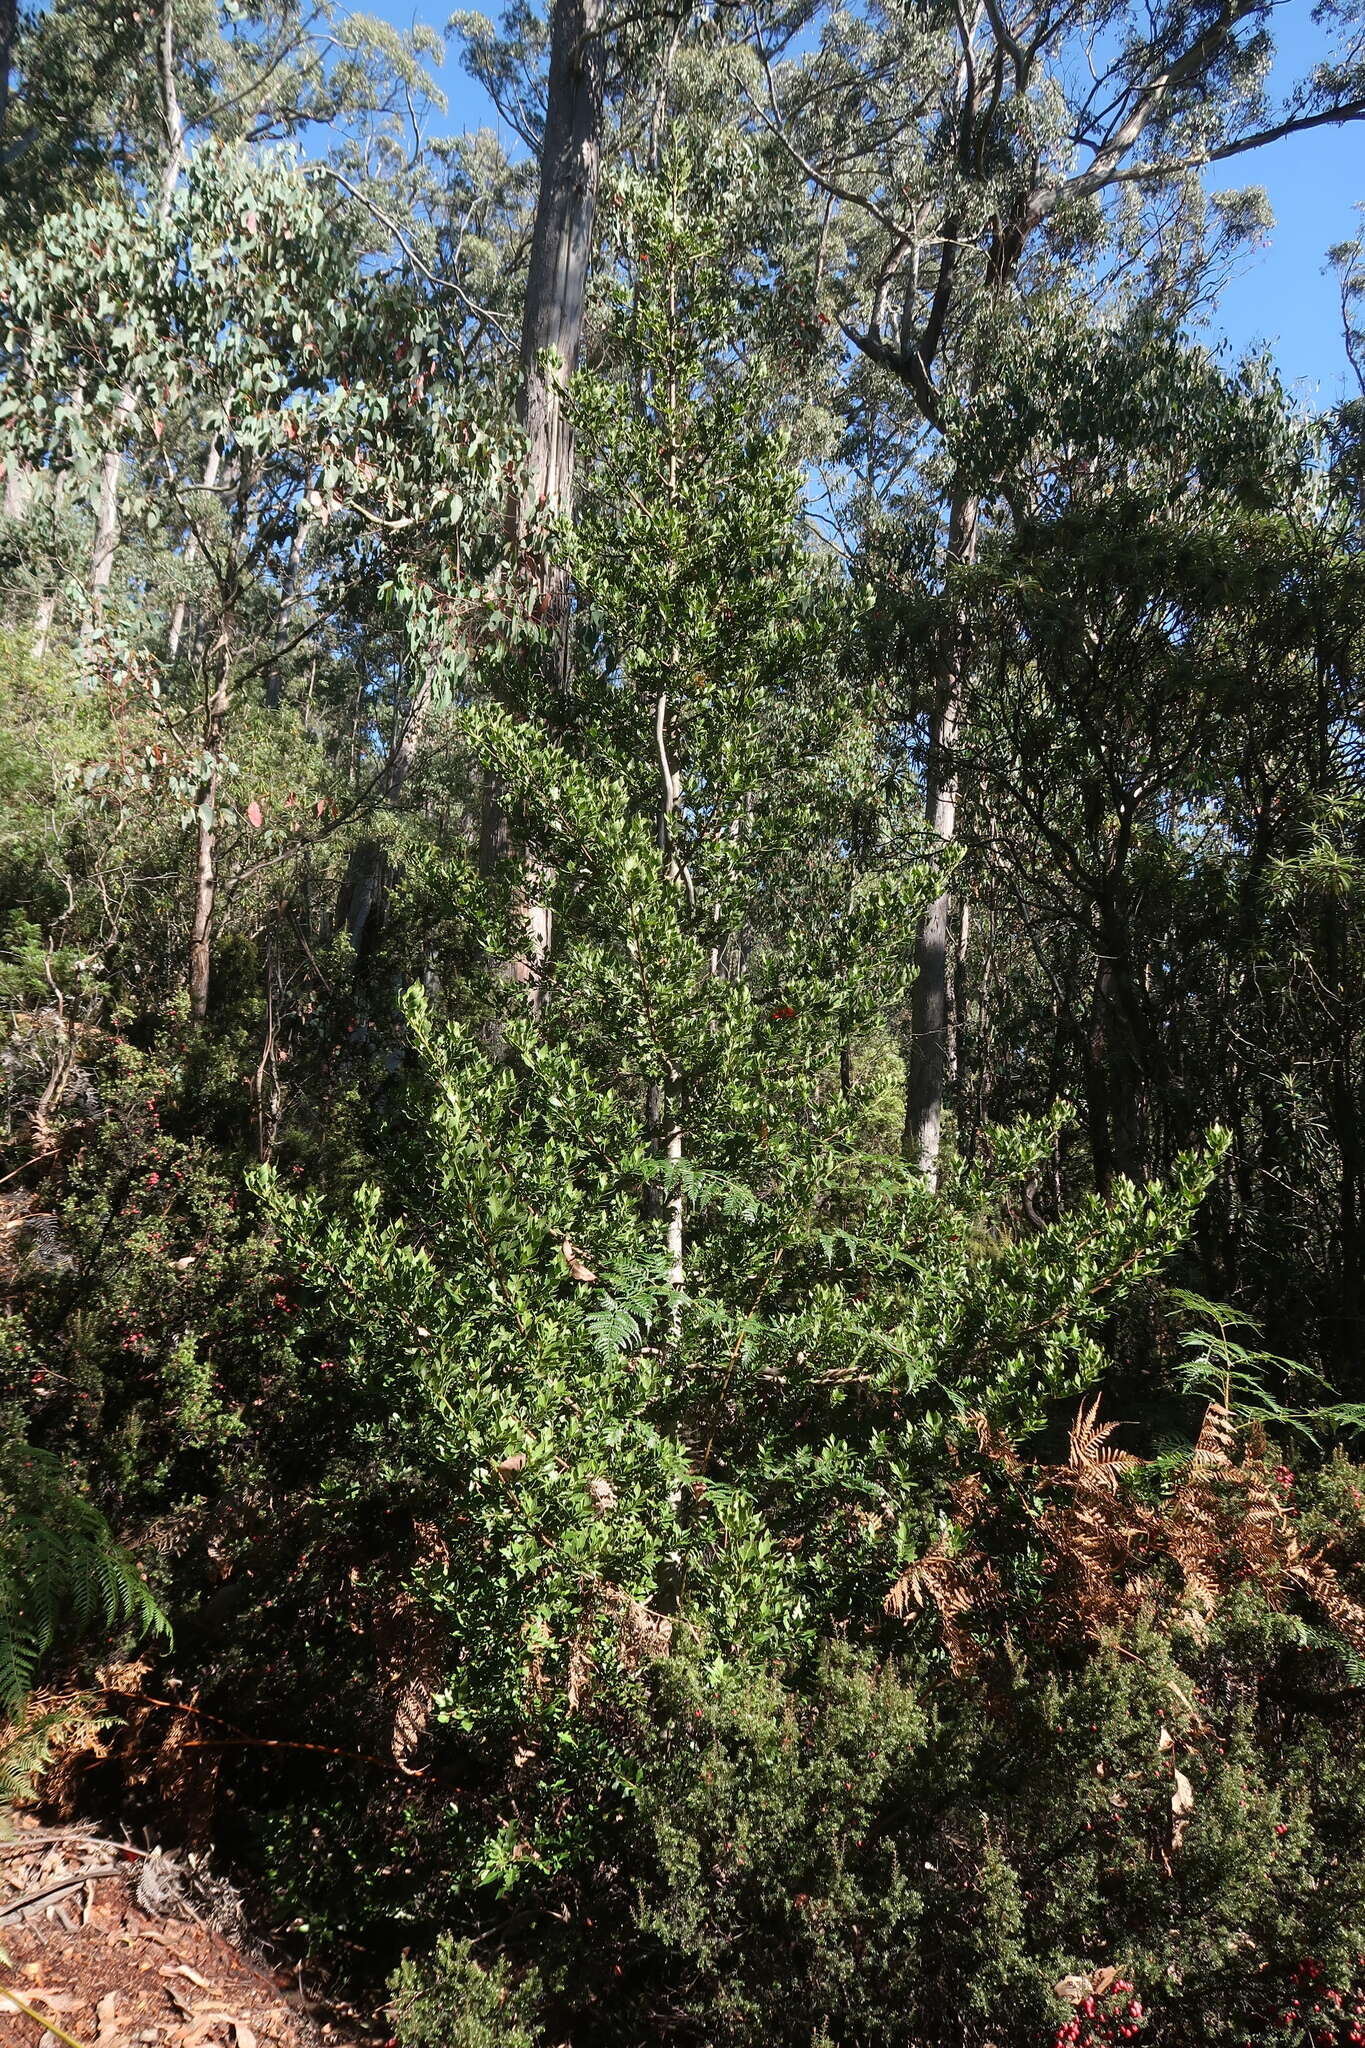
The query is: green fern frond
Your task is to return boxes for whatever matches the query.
[0,1445,170,1725]
[0,1694,116,1807]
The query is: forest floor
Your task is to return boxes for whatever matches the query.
[0,1821,370,2048]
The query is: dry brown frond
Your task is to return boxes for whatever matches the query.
[884,1395,1365,1678]
[1067,1394,1139,1491]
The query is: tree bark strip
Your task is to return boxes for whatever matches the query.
[904,489,978,1184]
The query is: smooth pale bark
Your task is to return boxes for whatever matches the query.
[514,0,606,633]
[652,688,686,1303]
[90,0,184,613]
[32,591,56,659]
[4,460,32,639]
[480,0,606,998]
[4,460,30,520]
[167,437,222,662]
[89,391,140,609]
[904,490,978,1185]
[188,636,230,1024]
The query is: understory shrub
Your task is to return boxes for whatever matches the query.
[380,1452,1365,2048]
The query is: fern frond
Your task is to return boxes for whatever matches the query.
[0,1445,170,1727]
[0,1692,115,1807]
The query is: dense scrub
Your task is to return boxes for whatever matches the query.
[3,0,1365,2042]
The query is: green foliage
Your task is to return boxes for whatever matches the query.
[0,1442,168,1723]
[390,1937,545,2048]
[252,991,1220,1908]
[621,1593,1365,2048]
[383,1489,1365,2046]
[3,7,1365,2038]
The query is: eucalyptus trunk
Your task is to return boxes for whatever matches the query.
[188,634,230,1025]
[904,489,978,1185]
[90,0,183,613]
[514,0,606,637]
[167,436,222,662]
[480,0,606,994]
[264,489,309,710]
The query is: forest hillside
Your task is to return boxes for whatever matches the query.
[4,0,1365,2041]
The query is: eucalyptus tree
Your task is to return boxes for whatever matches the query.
[939,316,1365,1374]
[0,126,515,1042]
[754,0,1365,1183]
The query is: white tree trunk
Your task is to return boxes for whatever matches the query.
[167,436,221,661]
[904,489,979,1186]
[90,0,184,613]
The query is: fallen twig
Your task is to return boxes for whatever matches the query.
[0,1866,126,1922]
[0,1984,93,2048]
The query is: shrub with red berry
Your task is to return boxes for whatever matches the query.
[1050,1976,1148,2047]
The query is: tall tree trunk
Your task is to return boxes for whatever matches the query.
[188,633,229,1025]
[946,893,970,1088]
[479,0,606,994]
[904,489,978,1184]
[90,0,184,613]
[652,686,686,1312]
[89,390,139,610]
[264,487,308,709]
[167,435,221,661]
[514,0,606,640]
[1081,898,1151,1190]
[32,591,56,659]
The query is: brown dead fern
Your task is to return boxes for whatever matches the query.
[885,1397,1365,1677]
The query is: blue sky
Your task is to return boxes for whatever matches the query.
[379,0,1363,403]
[1209,2,1363,404]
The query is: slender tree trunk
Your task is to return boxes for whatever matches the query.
[265,488,308,708]
[185,439,246,1025]
[1078,898,1150,1191]
[652,685,686,1305]
[90,0,184,612]
[89,391,139,609]
[32,401,79,657]
[478,0,606,996]
[946,893,970,1088]
[4,459,33,641]
[188,637,229,1025]
[167,435,221,661]
[663,1089,684,1300]
[32,591,56,659]
[904,489,978,1184]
